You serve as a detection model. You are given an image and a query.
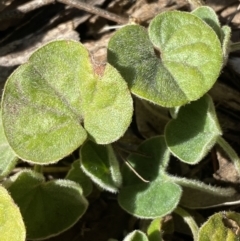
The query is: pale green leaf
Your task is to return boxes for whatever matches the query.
[165,94,222,164]
[0,185,26,241]
[147,218,163,241]
[7,170,88,240]
[198,212,240,241]
[191,6,231,65]
[80,141,122,193]
[0,112,17,179]
[83,63,133,144]
[2,40,133,164]
[192,6,222,41]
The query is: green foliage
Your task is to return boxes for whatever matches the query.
[2,40,133,164]
[0,113,18,179]
[191,6,231,65]
[80,140,122,193]
[123,230,149,241]
[191,6,222,41]
[5,170,88,240]
[0,185,26,240]
[147,218,163,241]
[0,5,240,241]
[108,11,223,107]
[165,94,222,164]
[118,136,182,218]
[65,159,93,196]
[198,212,240,241]
[174,176,238,209]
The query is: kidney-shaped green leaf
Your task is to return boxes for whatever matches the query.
[2,40,133,164]
[0,185,26,241]
[108,11,222,107]
[118,136,182,218]
[198,212,240,241]
[165,94,222,164]
[6,170,88,240]
[80,140,122,193]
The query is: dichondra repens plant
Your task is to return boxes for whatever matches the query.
[1,6,240,241]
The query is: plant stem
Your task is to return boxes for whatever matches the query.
[174,206,199,241]
[0,0,129,24]
[217,136,240,175]
[42,166,70,172]
[57,0,128,24]
[34,165,43,174]
[0,0,54,21]
[230,42,240,52]
[170,175,236,197]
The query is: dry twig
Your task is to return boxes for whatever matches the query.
[0,0,129,24]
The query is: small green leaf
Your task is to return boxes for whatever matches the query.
[147,218,163,241]
[192,6,222,41]
[6,170,88,240]
[123,230,149,241]
[165,94,222,164]
[80,140,122,193]
[0,185,26,241]
[118,136,182,218]
[0,112,17,179]
[65,159,93,196]
[108,11,222,107]
[198,212,240,241]
[2,40,133,164]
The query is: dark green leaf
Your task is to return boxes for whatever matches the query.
[81,141,122,193]
[118,136,182,218]
[7,170,88,240]
[165,95,222,164]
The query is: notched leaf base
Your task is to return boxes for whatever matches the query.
[1,40,133,164]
